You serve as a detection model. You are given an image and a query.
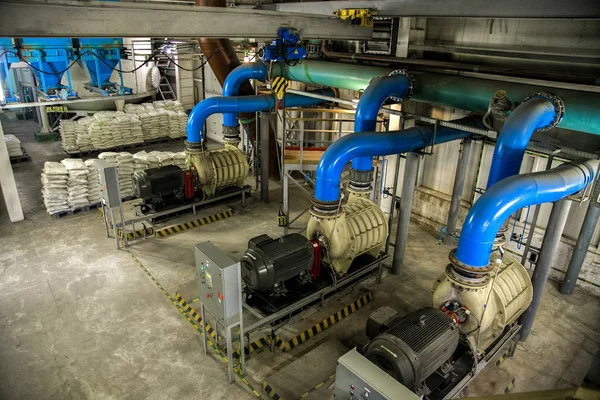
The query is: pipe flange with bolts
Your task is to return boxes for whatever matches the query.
[310,197,341,218]
[521,92,565,132]
[185,140,205,153]
[222,125,241,146]
[448,248,495,284]
[348,168,374,193]
[388,69,417,102]
[444,263,491,287]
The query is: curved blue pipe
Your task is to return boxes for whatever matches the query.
[486,96,556,189]
[352,74,411,172]
[457,160,596,268]
[186,89,333,144]
[314,118,480,202]
[222,63,268,129]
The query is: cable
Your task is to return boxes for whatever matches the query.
[0,46,226,76]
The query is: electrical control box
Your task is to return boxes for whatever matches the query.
[334,349,419,400]
[94,159,121,208]
[196,241,242,327]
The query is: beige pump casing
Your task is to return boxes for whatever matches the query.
[432,252,532,352]
[187,145,249,196]
[307,197,387,275]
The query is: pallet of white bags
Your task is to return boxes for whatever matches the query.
[9,147,31,164]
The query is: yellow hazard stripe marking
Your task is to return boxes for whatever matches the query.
[273,292,373,353]
[128,253,263,399]
[154,209,233,238]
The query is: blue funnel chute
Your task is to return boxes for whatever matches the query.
[0,37,17,102]
[77,38,131,95]
[18,38,77,98]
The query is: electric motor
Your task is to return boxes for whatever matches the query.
[132,165,184,200]
[241,233,314,292]
[365,308,459,390]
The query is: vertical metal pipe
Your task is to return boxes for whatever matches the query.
[560,177,600,295]
[260,111,270,203]
[392,152,420,275]
[384,114,404,254]
[519,198,572,341]
[444,138,472,245]
[520,155,555,265]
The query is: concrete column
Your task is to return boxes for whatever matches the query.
[260,111,269,203]
[519,198,572,341]
[392,152,419,275]
[0,121,24,222]
[444,138,472,245]
[39,106,51,134]
[560,177,600,295]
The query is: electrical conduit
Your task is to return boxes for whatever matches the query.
[455,159,596,268]
[186,89,334,144]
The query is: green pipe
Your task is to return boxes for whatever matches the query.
[274,61,390,92]
[412,72,600,135]
[275,60,600,135]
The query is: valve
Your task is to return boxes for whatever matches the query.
[259,28,307,63]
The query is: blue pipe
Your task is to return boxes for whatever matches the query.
[222,63,268,129]
[456,160,596,268]
[486,96,557,189]
[352,74,411,172]
[186,89,333,144]
[314,118,480,202]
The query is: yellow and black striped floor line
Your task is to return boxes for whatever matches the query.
[263,382,284,400]
[504,377,516,394]
[128,253,263,399]
[155,209,233,238]
[275,292,374,352]
[299,374,336,399]
[117,227,155,241]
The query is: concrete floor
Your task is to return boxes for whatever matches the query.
[1,116,599,399]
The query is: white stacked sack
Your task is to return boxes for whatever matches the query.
[4,134,23,157]
[59,120,79,153]
[172,152,187,170]
[85,159,101,205]
[41,161,69,214]
[178,111,188,138]
[61,159,90,209]
[117,152,135,198]
[167,110,181,139]
[75,117,93,152]
[132,151,151,173]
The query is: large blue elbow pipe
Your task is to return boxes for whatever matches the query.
[186,89,333,144]
[457,160,596,268]
[314,118,480,203]
[486,96,558,189]
[222,63,268,129]
[352,74,412,172]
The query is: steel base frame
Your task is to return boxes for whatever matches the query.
[243,254,387,336]
[442,324,521,399]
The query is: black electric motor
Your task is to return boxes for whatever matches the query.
[132,165,185,212]
[365,307,459,392]
[240,233,314,293]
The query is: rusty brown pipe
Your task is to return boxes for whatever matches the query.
[196,0,279,178]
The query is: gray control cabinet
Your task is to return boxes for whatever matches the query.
[196,241,242,326]
[334,349,419,400]
[95,159,121,208]
[195,241,244,383]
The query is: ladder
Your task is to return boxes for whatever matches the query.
[155,58,177,100]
